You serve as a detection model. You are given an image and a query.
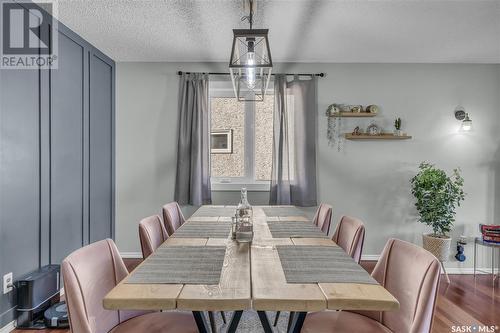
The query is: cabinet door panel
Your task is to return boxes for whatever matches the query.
[89,54,113,242]
[50,31,85,263]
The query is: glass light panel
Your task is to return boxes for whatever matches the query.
[229,29,272,102]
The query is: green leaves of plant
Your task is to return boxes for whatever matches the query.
[410,162,465,237]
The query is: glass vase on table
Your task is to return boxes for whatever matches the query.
[235,188,253,243]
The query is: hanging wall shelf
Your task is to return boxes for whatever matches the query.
[329,112,377,118]
[345,133,412,140]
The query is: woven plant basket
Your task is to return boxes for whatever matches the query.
[422,233,451,262]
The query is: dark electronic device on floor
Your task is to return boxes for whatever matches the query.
[44,301,69,328]
[15,265,61,329]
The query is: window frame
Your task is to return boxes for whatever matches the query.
[209,88,272,192]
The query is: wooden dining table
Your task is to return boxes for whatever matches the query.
[103,205,399,333]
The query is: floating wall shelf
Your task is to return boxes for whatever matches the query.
[329,112,377,118]
[345,133,412,140]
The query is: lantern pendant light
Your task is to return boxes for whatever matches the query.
[229,0,273,102]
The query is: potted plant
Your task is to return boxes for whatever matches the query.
[411,162,465,262]
[394,117,402,136]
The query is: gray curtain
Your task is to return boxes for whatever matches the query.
[270,75,317,206]
[174,73,212,205]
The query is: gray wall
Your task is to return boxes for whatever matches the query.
[116,62,500,271]
[0,7,115,326]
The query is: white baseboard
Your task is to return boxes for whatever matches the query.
[0,321,16,333]
[361,254,380,261]
[121,252,142,259]
[445,267,499,274]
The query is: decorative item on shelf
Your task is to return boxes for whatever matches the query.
[455,236,467,262]
[394,117,402,136]
[350,105,363,113]
[352,126,361,135]
[326,104,340,117]
[366,123,381,135]
[411,162,465,283]
[326,105,344,151]
[454,106,472,132]
[366,105,379,114]
[235,187,253,243]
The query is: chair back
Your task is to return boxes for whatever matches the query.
[332,215,365,263]
[312,203,332,234]
[62,239,144,333]
[162,202,185,236]
[139,215,169,259]
[357,239,441,333]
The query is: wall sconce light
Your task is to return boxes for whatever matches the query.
[454,106,472,132]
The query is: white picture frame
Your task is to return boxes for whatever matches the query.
[211,129,233,154]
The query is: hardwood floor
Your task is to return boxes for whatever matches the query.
[12,260,500,333]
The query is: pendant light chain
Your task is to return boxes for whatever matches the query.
[242,0,254,30]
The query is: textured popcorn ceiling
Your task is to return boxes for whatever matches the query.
[53,0,500,63]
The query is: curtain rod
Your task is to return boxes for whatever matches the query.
[177,71,325,77]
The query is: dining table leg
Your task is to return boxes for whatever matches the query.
[287,312,295,332]
[208,311,216,333]
[226,311,243,333]
[257,311,273,333]
[192,311,210,333]
[287,312,307,333]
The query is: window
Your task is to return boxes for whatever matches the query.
[210,80,274,191]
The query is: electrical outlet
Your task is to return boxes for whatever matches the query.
[3,272,13,294]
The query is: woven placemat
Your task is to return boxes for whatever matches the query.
[192,206,236,217]
[125,246,226,284]
[268,221,329,238]
[172,221,231,238]
[276,245,378,284]
[262,206,305,217]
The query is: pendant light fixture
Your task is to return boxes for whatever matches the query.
[229,0,272,101]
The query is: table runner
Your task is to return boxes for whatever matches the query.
[261,206,305,217]
[125,246,226,284]
[276,245,378,284]
[172,221,231,238]
[191,206,236,217]
[267,221,329,238]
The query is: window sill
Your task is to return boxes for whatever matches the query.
[211,181,270,192]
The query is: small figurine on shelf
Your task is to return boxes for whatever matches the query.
[352,126,361,135]
[394,117,402,136]
[350,105,363,113]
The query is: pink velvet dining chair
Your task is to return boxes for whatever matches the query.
[332,215,366,263]
[162,201,186,236]
[61,239,198,333]
[139,215,169,259]
[301,238,441,333]
[312,203,333,234]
